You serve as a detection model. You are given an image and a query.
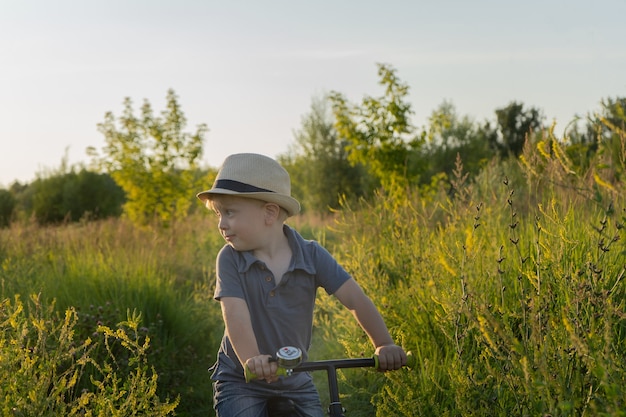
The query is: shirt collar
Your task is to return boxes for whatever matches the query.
[237,225,314,275]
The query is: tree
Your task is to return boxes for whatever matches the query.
[90,89,207,226]
[0,189,16,227]
[329,63,422,189]
[279,95,369,215]
[493,101,545,156]
[423,101,495,180]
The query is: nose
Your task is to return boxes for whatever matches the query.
[218,216,228,231]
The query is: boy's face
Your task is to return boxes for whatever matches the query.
[211,195,268,251]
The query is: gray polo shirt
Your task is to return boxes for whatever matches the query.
[210,225,351,387]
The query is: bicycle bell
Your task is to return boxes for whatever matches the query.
[275,346,302,375]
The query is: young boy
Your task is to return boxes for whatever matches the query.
[197,153,407,417]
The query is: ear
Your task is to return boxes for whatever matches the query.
[264,202,281,224]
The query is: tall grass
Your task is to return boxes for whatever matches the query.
[317,138,626,416]
[1,216,225,416]
[1,130,624,416]
[0,294,178,416]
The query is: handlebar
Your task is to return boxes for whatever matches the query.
[245,350,415,382]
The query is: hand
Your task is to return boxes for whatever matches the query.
[245,354,279,383]
[375,344,407,371]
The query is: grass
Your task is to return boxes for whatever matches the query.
[1,132,625,416]
[1,217,224,416]
[322,146,626,416]
[0,294,178,416]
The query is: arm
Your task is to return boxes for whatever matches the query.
[333,278,406,370]
[220,297,278,381]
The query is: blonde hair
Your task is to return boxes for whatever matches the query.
[207,195,289,221]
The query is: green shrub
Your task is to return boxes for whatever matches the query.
[0,294,178,416]
[26,169,124,225]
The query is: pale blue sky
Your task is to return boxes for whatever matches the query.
[1,0,625,186]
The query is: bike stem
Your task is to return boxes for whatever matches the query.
[290,357,378,417]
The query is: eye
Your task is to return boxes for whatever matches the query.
[216,208,234,218]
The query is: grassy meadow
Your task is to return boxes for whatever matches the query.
[1,139,625,416]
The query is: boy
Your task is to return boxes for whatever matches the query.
[197,153,407,417]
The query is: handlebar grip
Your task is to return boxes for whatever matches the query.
[244,364,286,383]
[405,351,416,369]
[373,351,416,370]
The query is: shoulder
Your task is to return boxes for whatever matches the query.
[216,244,236,263]
[284,226,329,259]
[284,225,343,279]
[284,225,322,249]
[216,244,254,273]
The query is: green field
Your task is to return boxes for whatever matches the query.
[2,149,625,416]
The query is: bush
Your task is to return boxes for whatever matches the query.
[0,294,178,416]
[28,170,124,224]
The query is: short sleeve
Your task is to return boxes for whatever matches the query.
[214,246,245,301]
[310,241,351,295]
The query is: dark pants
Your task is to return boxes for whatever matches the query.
[213,379,324,417]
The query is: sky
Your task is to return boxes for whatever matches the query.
[1,0,625,187]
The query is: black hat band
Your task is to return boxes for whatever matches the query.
[214,179,274,194]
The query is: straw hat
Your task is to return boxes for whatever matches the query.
[196,153,301,217]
